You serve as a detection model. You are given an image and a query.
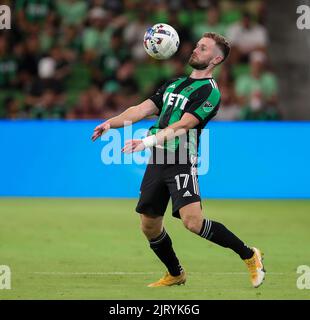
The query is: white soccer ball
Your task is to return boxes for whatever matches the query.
[143,23,180,60]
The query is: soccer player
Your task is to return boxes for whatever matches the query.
[92,33,265,288]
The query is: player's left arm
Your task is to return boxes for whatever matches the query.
[122,89,219,153]
[122,113,200,153]
[150,113,200,143]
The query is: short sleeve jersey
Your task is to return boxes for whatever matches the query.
[148,76,221,159]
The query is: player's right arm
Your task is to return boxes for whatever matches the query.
[91,99,159,142]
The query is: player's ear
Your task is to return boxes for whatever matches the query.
[211,55,223,66]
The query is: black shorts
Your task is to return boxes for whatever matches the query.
[135,162,201,219]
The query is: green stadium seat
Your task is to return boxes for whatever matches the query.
[66,90,80,110]
[185,64,193,76]
[134,63,165,94]
[221,10,242,25]
[151,12,169,24]
[232,64,250,79]
[192,11,206,25]
[178,11,192,27]
[65,63,91,91]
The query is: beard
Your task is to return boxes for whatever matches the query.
[188,54,210,70]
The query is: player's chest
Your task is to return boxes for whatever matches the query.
[162,85,195,111]
[162,91,189,111]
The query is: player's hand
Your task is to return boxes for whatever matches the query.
[122,139,146,153]
[91,122,111,142]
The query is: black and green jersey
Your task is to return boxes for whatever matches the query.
[148,76,221,161]
[0,55,18,88]
[16,0,54,22]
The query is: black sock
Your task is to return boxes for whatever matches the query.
[199,219,254,259]
[149,229,183,276]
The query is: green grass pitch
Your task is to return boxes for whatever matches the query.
[0,198,309,300]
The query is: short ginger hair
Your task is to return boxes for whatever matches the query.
[203,32,230,63]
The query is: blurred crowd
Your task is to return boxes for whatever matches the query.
[0,0,281,120]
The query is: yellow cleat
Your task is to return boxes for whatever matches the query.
[244,247,266,288]
[147,271,186,287]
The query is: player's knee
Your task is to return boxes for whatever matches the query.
[182,216,202,234]
[140,222,151,235]
[140,221,160,238]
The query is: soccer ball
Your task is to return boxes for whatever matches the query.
[143,23,180,60]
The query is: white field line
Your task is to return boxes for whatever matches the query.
[30,271,285,276]
[32,272,158,275]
